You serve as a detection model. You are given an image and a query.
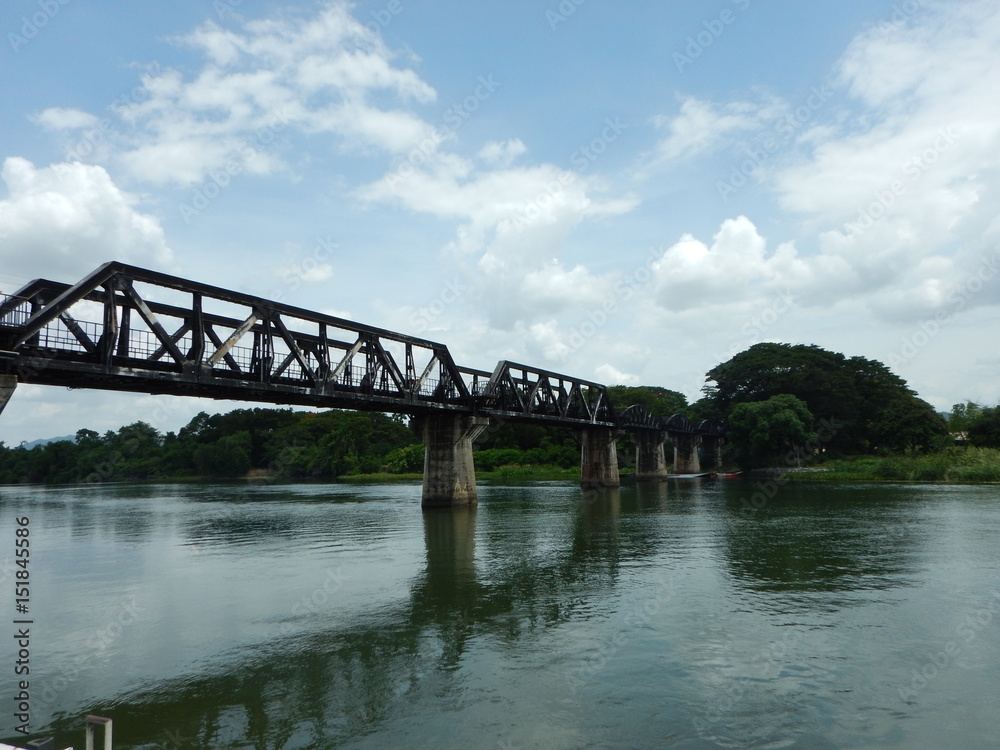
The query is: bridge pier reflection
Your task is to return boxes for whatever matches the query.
[414,414,490,508]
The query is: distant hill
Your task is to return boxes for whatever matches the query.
[19,435,76,450]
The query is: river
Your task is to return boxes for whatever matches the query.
[1,479,999,749]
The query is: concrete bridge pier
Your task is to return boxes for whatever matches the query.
[0,374,16,417]
[414,414,490,509]
[673,433,702,474]
[578,427,620,489]
[700,434,723,471]
[633,430,669,480]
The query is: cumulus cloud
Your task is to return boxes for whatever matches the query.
[595,364,640,385]
[54,1,440,186]
[651,216,809,312]
[477,139,527,167]
[34,107,100,131]
[361,156,637,329]
[650,95,786,163]
[0,157,173,286]
[767,0,1000,319]
[645,2,1000,326]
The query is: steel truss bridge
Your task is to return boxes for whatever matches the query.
[0,262,723,504]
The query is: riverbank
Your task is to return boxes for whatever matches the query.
[779,447,1000,483]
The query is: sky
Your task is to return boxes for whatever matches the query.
[1,0,999,444]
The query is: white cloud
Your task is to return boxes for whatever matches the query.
[34,107,100,130]
[477,139,527,167]
[650,96,781,162]
[765,0,1000,320]
[62,1,440,186]
[361,157,637,329]
[643,2,1000,329]
[651,216,810,312]
[0,157,173,286]
[595,364,640,386]
[273,261,334,284]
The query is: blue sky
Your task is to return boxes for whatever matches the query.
[2,0,999,443]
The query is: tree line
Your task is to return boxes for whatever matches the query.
[1,342,997,483]
[0,407,584,484]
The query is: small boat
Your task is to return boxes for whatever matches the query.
[666,472,711,478]
[711,471,743,479]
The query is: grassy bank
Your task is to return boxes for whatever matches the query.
[336,465,581,484]
[477,464,580,482]
[786,447,1000,483]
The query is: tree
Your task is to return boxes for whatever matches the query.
[968,406,1000,448]
[607,385,688,418]
[870,394,949,453]
[727,394,817,469]
[703,343,948,455]
[194,431,252,476]
[949,402,983,434]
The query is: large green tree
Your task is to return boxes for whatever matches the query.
[704,343,947,454]
[949,402,984,434]
[607,385,688,417]
[727,394,817,469]
[968,406,1000,447]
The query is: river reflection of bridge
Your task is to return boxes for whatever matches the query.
[25,480,930,749]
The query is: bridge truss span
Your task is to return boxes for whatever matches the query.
[0,261,727,506]
[479,360,617,428]
[0,262,476,414]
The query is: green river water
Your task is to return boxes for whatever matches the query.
[1,479,999,749]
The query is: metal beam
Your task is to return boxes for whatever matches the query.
[208,313,259,368]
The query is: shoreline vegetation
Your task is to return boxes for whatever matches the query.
[775,447,1000,483]
[5,451,1000,487]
